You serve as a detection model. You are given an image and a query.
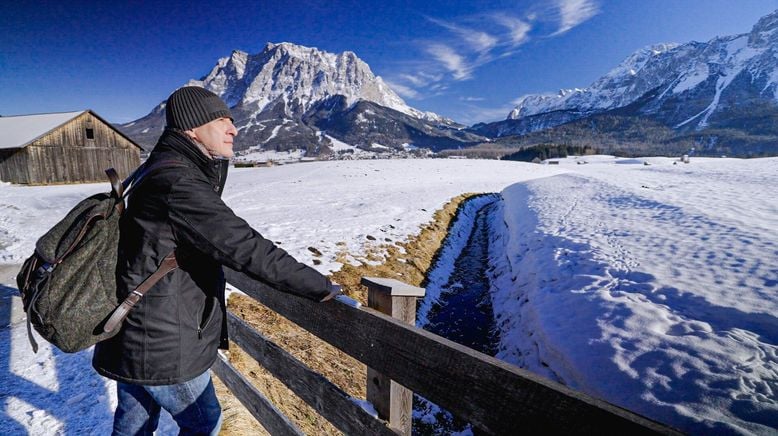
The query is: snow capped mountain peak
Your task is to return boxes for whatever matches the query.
[506,43,682,121]
[186,41,435,121]
[609,43,678,74]
[187,50,251,107]
[749,9,778,47]
[559,88,583,97]
[120,41,468,153]
[503,10,778,132]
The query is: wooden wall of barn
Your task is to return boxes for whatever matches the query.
[0,149,30,184]
[0,112,141,184]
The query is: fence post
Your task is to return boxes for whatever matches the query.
[361,277,426,436]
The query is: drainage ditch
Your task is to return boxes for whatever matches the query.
[414,195,502,435]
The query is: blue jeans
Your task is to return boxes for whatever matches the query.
[113,371,222,436]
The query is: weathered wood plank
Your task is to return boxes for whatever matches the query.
[362,277,425,297]
[365,278,418,436]
[226,311,399,436]
[366,290,393,425]
[225,269,679,435]
[211,353,303,436]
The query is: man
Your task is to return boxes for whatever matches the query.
[93,86,339,435]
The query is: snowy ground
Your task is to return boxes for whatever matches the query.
[487,156,777,434]
[0,157,775,434]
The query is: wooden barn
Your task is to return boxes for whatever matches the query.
[0,110,142,184]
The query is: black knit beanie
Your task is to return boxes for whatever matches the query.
[165,86,232,131]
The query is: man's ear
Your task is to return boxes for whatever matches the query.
[184,129,198,142]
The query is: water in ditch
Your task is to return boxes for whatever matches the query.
[424,200,499,355]
[414,199,500,435]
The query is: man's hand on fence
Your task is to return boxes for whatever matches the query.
[320,284,342,302]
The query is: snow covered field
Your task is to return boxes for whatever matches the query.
[487,156,777,434]
[0,157,775,434]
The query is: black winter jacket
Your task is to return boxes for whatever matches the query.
[93,129,331,385]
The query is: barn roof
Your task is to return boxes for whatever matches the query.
[0,111,85,150]
[0,110,142,150]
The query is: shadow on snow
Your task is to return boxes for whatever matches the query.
[0,283,115,434]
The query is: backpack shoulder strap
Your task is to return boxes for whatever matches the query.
[120,159,187,198]
[103,252,179,333]
[102,160,187,214]
[106,168,123,199]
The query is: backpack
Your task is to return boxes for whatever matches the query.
[16,161,182,353]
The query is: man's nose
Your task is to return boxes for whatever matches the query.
[227,121,238,136]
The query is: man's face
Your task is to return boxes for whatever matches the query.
[190,117,238,159]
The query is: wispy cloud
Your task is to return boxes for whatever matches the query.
[388,9,542,94]
[553,0,600,35]
[385,2,599,110]
[384,80,419,99]
[414,14,533,85]
[400,72,443,87]
[400,74,427,87]
[425,43,473,80]
[427,17,499,53]
[492,15,532,46]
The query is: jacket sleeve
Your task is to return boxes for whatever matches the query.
[166,173,331,301]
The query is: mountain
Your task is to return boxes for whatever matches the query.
[472,10,778,156]
[121,42,484,154]
[302,96,485,152]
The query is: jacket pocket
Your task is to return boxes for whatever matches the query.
[197,296,219,339]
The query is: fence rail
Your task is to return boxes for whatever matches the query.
[219,268,679,435]
[212,354,303,435]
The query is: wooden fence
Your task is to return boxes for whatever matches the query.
[214,268,680,435]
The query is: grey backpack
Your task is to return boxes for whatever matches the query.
[16,161,182,353]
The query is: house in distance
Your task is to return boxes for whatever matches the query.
[0,110,141,184]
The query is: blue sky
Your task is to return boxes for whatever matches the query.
[1,0,776,125]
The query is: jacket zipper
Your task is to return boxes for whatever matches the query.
[213,159,225,193]
[197,297,218,339]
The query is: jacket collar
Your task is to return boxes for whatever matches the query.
[150,128,229,194]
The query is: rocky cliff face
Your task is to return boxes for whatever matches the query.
[120,42,478,154]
